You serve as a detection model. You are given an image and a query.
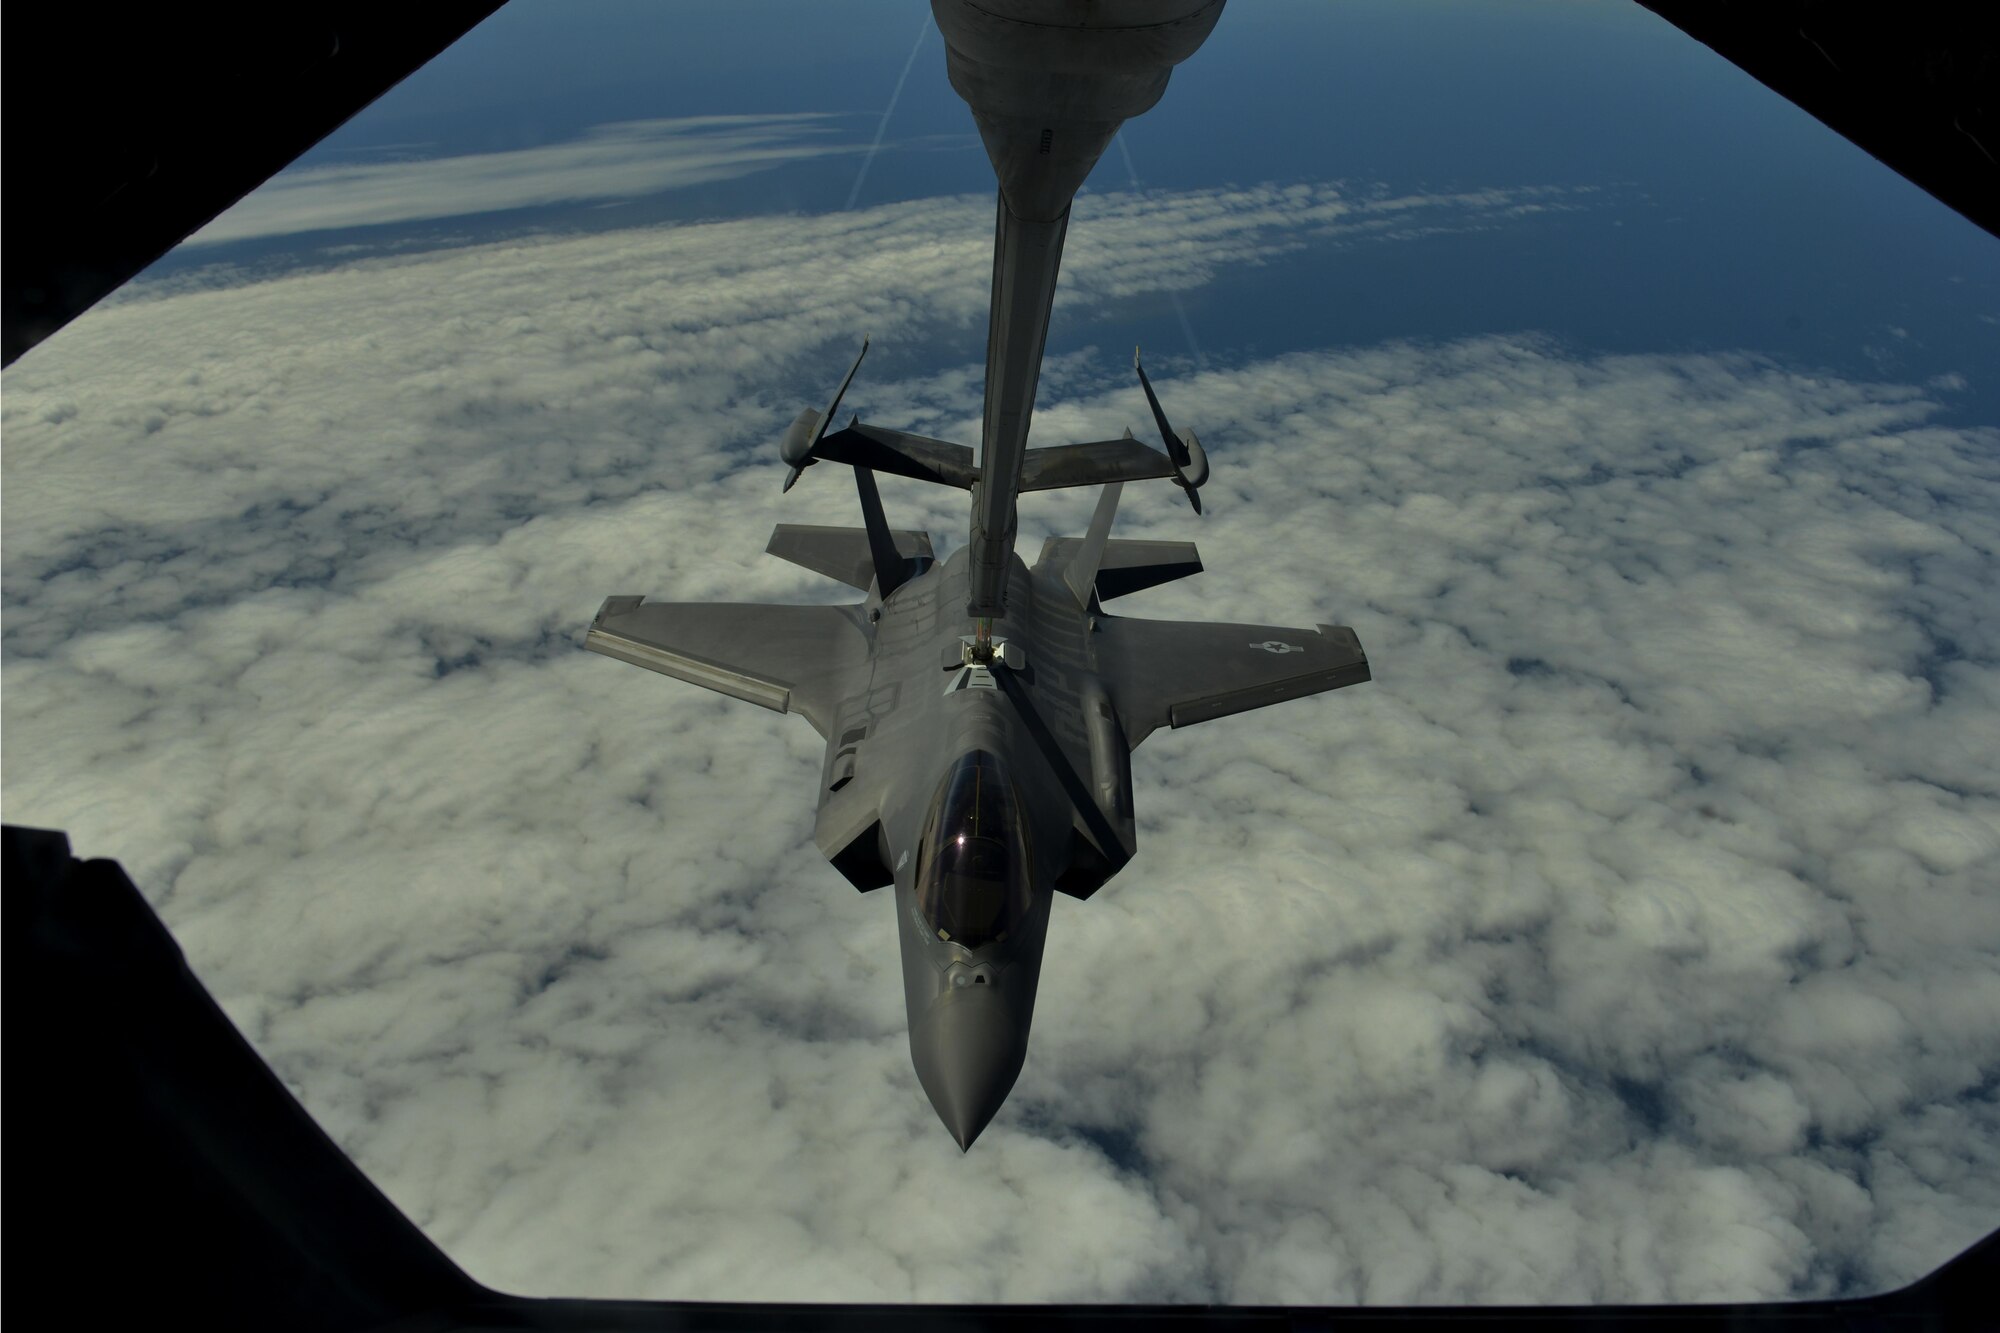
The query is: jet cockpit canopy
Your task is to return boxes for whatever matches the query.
[915,750,1032,950]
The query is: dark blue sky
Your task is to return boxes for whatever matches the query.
[187,0,1997,432]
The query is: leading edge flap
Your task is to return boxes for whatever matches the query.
[585,597,869,737]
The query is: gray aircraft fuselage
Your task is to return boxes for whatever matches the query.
[838,542,1125,1150]
[588,0,1372,1149]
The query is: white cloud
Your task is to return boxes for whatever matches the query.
[182,115,869,245]
[4,175,1995,1306]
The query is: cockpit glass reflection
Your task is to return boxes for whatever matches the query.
[915,750,1031,949]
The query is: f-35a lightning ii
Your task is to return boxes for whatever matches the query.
[586,0,1369,1150]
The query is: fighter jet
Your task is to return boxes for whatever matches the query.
[586,0,1369,1150]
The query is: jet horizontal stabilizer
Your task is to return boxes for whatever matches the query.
[767,524,935,592]
[1033,536,1203,601]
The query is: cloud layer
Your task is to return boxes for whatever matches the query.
[5,175,1995,1305]
[183,115,868,245]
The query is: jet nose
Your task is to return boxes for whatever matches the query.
[910,988,1028,1151]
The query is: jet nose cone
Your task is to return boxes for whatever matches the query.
[911,990,1027,1151]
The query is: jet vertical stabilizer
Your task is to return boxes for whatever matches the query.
[1062,482,1123,609]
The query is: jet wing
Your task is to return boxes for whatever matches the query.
[1096,619,1370,746]
[585,597,869,738]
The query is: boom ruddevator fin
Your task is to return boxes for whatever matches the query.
[780,337,869,491]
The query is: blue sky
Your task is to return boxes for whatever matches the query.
[6,0,1996,1307]
[158,1,1998,423]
